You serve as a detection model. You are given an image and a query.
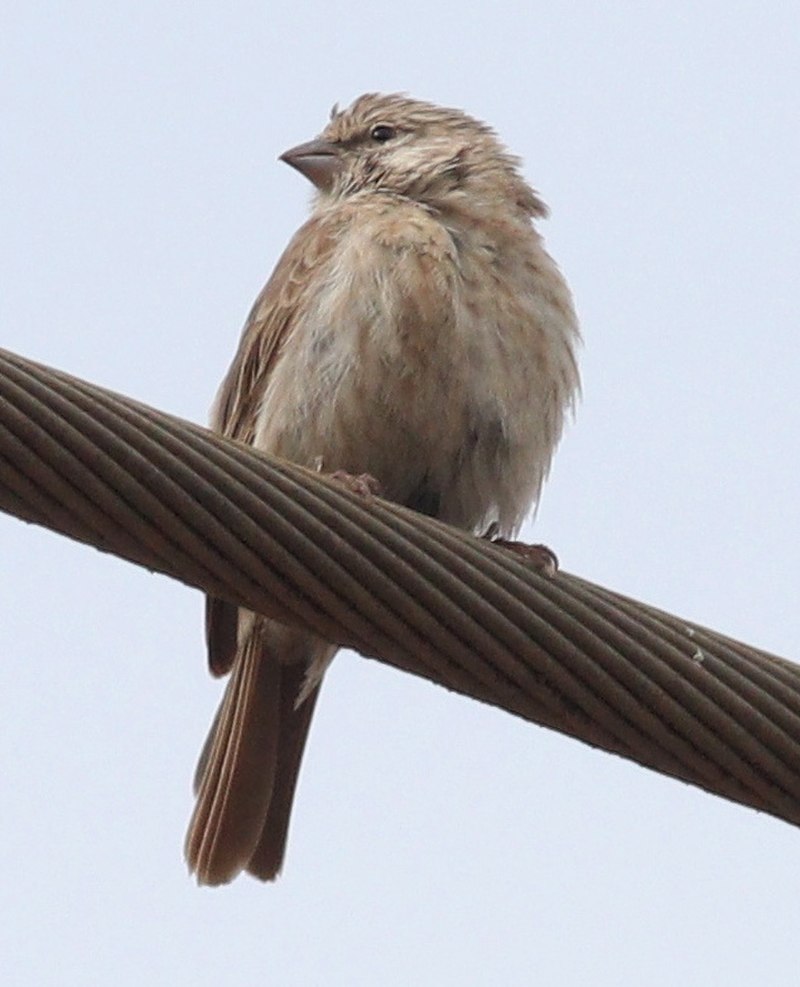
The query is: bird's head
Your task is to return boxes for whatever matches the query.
[280,93,547,219]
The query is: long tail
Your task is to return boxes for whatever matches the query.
[185,627,334,885]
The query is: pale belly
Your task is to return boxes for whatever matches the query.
[252,311,560,537]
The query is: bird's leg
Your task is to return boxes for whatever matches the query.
[482,522,559,576]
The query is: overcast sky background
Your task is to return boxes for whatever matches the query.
[2,3,800,984]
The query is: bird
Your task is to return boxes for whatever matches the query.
[185,92,581,885]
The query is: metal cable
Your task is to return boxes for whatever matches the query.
[1,346,800,827]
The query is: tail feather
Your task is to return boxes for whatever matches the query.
[246,663,322,880]
[185,633,281,885]
[186,623,336,885]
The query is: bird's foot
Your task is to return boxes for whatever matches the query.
[329,470,383,499]
[486,531,559,577]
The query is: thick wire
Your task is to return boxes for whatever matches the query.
[2,347,800,827]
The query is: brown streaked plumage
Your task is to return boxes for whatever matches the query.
[186,92,581,885]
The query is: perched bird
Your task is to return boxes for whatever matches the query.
[185,93,581,885]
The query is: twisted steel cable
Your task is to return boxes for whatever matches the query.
[1,346,800,827]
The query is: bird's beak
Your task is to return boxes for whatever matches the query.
[279,139,342,192]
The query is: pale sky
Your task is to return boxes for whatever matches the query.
[2,3,799,985]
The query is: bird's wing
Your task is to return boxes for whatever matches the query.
[206,210,344,676]
[211,211,343,443]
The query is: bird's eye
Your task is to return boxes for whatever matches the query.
[370,124,397,143]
